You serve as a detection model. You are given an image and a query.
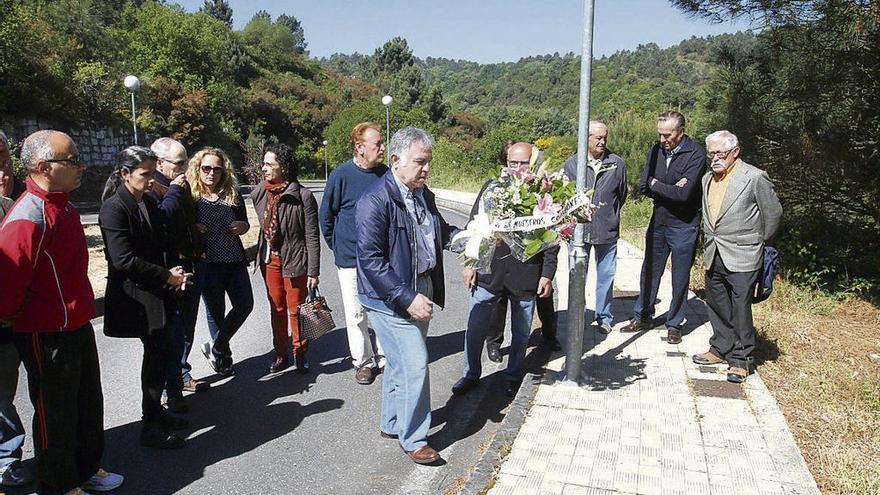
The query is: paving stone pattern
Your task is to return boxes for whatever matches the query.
[486,240,820,495]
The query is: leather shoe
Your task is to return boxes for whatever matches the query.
[666,328,682,344]
[140,427,185,450]
[405,445,441,465]
[355,366,376,385]
[269,355,290,374]
[182,378,209,393]
[156,413,189,431]
[620,319,651,333]
[596,323,613,334]
[504,380,522,398]
[451,377,479,396]
[727,367,748,383]
[692,351,725,365]
[486,346,502,363]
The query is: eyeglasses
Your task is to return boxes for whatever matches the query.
[200,165,224,175]
[161,157,188,167]
[507,160,530,167]
[361,140,383,148]
[45,157,84,168]
[707,148,737,159]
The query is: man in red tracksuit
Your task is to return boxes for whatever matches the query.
[0,130,122,495]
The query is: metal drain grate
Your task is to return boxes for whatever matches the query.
[691,379,744,399]
[667,351,686,357]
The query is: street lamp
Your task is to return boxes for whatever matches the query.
[123,75,141,145]
[381,94,393,149]
[322,140,328,181]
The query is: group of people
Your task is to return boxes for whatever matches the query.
[0,109,782,492]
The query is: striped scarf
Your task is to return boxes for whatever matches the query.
[262,181,289,250]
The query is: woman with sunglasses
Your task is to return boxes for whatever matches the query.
[251,144,320,373]
[100,146,190,449]
[186,148,254,376]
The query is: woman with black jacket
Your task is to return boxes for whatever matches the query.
[99,146,190,450]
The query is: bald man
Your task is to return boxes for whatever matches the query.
[0,130,123,494]
[454,142,559,399]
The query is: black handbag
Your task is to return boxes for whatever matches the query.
[297,287,336,341]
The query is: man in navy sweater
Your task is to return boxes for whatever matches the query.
[621,111,705,345]
[319,122,389,385]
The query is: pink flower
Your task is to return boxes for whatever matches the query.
[533,193,560,216]
[540,175,552,193]
[558,221,576,239]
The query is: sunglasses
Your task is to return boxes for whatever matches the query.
[200,165,224,175]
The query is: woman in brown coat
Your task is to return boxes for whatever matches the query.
[251,144,321,374]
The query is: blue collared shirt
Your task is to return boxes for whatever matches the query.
[393,175,436,274]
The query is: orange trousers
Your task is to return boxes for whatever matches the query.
[261,254,308,358]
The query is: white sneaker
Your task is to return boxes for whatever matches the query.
[81,468,124,492]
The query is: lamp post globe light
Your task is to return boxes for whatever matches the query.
[322,140,329,181]
[382,95,392,149]
[124,75,141,145]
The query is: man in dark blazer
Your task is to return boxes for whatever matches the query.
[621,111,705,344]
[692,131,782,383]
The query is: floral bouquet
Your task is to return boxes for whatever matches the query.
[451,148,598,272]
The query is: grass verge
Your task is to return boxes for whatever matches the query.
[621,198,880,494]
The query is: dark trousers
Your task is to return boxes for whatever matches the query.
[632,222,698,329]
[199,261,254,361]
[168,260,201,387]
[141,326,173,422]
[15,324,104,495]
[486,294,556,349]
[704,256,760,369]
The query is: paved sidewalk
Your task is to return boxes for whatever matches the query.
[485,241,821,495]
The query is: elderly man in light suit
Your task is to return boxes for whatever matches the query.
[692,130,782,383]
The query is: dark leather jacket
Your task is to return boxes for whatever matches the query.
[356,172,459,318]
[251,181,321,278]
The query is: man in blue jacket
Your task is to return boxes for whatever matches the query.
[621,111,705,345]
[356,127,459,465]
[320,122,389,385]
[564,121,628,334]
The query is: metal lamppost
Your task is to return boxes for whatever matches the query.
[564,0,597,385]
[123,75,141,145]
[381,95,393,148]
[322,140,328,181]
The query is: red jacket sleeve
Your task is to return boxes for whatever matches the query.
[0,219,44,322]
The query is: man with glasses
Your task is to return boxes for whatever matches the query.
[693,131,781,383]
[453,142,559,399]
[0,129,34,489]
[320,122,388,385]
[147,138,208,413]
[0,130,123,495]
[621,111,705,345]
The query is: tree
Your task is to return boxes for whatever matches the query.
[277,13,307,53]
[200,0,232,27]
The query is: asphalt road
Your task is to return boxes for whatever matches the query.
[10,197,547,495]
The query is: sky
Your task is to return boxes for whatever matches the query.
[174,0,753,63]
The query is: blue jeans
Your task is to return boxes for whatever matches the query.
[198,261,254,361]
[367,275,433,452]
[0,340,24,471]
[465,286,535,383]
[588,242,618,327]
[165,261,202,385]
[632,223,698,329]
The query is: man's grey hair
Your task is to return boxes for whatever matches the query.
[389,127,434,160]
[150,137,187,160]
[705,130,739,151]
[589,120,607,133]
[21,130,72,172]
[658,111,686,130]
